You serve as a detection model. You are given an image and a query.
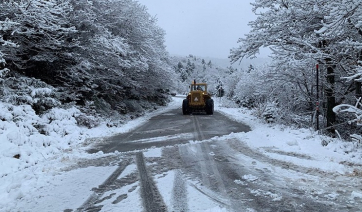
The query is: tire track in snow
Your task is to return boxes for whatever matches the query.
[136,152,167,212]
[171,170,188,212]
[75,159,131,212]
[191,115,211,188]
[218,139,355,211]
[190,115,230,205]
[194,115,228,194]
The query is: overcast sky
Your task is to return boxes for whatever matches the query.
[136,0,265,59]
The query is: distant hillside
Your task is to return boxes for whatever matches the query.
[170,54,271,70]
[201,56,272,70]
[169,54,227,94]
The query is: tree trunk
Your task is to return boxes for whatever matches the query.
[325,60,335,133]
[356,81,362,98]
[357,50,362,100]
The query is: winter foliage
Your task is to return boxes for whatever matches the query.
[0,0,175,119]
[170,55,225,95]
[229,0,362,138]
[0,0,177,183]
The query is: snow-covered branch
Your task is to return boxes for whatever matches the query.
[333,101,362,126]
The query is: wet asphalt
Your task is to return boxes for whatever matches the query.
[87,108,251,154]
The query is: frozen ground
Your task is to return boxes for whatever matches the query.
[1,96,362,211]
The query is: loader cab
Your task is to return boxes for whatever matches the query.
[190,83,207,92]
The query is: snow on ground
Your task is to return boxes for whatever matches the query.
[1,96,362,211]
[94,181,142,212]
[0,98,180,211]
[215,98,362,174]
[16,166,118,211]
[154,170,229,212]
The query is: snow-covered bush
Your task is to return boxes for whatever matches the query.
[0,102,50,175]
[333,101,362,141]
[0,100,100,177]
[262,102,279,123]
[0,103,42,135]
[75,114,99,129]
[0,67,8,77]
[232,67,269,108]
[0,76,60,114]
[253,101,279,123]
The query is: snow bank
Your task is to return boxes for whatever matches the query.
[0,102,92,209]
[0,97,181,210]
[215,98,362,174]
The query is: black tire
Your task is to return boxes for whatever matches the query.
[182,99,190,115]
[205,99,214,115]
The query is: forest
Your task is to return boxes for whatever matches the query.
[1,0,362,142]
[0,0,176,127]
[228,0,362,141]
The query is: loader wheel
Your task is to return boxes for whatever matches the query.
[182,99,190,115]
[205,99,214,115]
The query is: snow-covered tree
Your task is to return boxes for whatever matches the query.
[170,55,226,95]
[0,0,176,118]
[317,0,362,89]
[0,0,77,77]
[0,13,17,78]
[316,1,362,137]
[69,0,174,95]
[230,0,362,130]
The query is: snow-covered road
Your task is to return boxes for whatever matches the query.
[2,97,362,211]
